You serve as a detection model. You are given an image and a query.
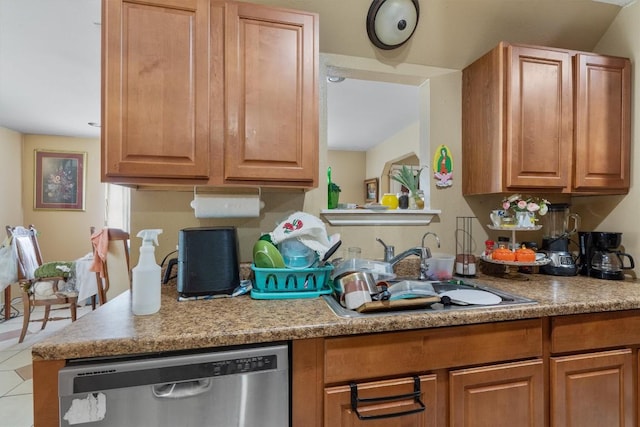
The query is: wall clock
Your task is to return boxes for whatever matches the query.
[366,0,420,50]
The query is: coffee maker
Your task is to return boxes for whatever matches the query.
[578,231,635,280]
[539,204,580,276]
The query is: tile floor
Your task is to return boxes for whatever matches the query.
[0,298,92,427]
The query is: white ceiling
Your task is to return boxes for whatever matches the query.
[327,78,419,151]
[0,0,101,139]
[0,0,629,148]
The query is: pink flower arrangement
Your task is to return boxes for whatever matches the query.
[501,194,549,216]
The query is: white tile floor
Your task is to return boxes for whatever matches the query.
[0,299,92,427]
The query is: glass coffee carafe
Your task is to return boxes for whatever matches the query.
[591,251,634,274]
[588,232,635,280]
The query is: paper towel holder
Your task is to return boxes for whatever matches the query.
[193,185,262,198]
[190,186,265,218]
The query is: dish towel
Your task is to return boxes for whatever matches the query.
[90,228,109,278]
[269,212,339,258]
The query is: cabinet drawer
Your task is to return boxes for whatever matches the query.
[324,374,437,426]
[325,319,542,384]
[551,310,640,354]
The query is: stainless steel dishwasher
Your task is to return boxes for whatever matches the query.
[58,343,289,427]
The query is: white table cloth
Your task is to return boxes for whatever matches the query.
[74,253,101,302]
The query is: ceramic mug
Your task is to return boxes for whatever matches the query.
[490,209,505,227]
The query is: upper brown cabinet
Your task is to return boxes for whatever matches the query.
[101,0,318,188]
[462,42,631,196]
[221,2,318,186]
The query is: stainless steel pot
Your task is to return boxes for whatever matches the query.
[331,271,378,307]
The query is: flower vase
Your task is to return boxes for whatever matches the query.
[516,211,535,228]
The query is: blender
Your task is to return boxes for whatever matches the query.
[539,203,580,276]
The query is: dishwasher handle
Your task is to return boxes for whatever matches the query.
[152,378,212,399]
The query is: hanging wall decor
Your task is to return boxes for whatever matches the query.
[433,144,453,188]
[34,150,86,211]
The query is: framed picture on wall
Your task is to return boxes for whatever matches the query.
[34,150,86,211]
[364,178,379,203]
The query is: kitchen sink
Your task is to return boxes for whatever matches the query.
[323,278,537,318]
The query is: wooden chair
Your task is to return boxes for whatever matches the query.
[90,227,131,305]
[3,277,10,321]
[7,225,78,343]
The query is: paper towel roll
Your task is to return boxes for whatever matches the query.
[190,193,264,218]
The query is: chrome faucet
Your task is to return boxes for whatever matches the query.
[376,238,395,262]
[419,232,441,280]
[387,247,423,268]
[421,232,441,259]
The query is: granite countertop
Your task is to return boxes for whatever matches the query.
[32,269,640,361]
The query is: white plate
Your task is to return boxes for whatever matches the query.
[364,203,389,211]
[440,289,502,305]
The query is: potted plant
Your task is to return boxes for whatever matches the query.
[391,165,424,209]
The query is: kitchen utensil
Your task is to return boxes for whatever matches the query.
[490,210,504,227]
[330,258,396,282]
[539,204,580,276]
[316,240,342,267]
[252,240,285,269]
[439,289,501,305]
[343,279,373,310]
[422,253,455,281]
[347,246,362,259]
[387,280,438,300]
[332,271,378,307]
[355,296,440,313]
[455,254,477,276]
[455,217,477,277]
[278,239,317,269]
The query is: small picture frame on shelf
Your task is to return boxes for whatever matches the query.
[364,178,378,203]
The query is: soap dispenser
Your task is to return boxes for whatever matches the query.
[132,229,163,315]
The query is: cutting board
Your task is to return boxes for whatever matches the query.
[356,296,441,313]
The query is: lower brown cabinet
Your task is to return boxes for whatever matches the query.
[550,349,634,427]
[449,359,544,427]
[324,374,438,426]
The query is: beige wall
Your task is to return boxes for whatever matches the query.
[21,135,105,262]
[0,127,24,228]
[327,151,366,205]
[0,127,24,305]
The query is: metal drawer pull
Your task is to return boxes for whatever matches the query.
[349,375,426,420]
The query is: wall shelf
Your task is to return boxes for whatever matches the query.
[320,209,441,226]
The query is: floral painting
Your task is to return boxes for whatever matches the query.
[34,150,86,210]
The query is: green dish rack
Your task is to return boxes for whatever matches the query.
[250,264,334,299]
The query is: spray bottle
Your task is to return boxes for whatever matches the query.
[132,229,163,315]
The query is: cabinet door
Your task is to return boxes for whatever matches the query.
[504,45,573,190]
[573,54,631,192]
[449,359,544,427]
[102,0,210,181]
[222,2,318,186]
[325,375,438,427]
[551,349,634,427]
